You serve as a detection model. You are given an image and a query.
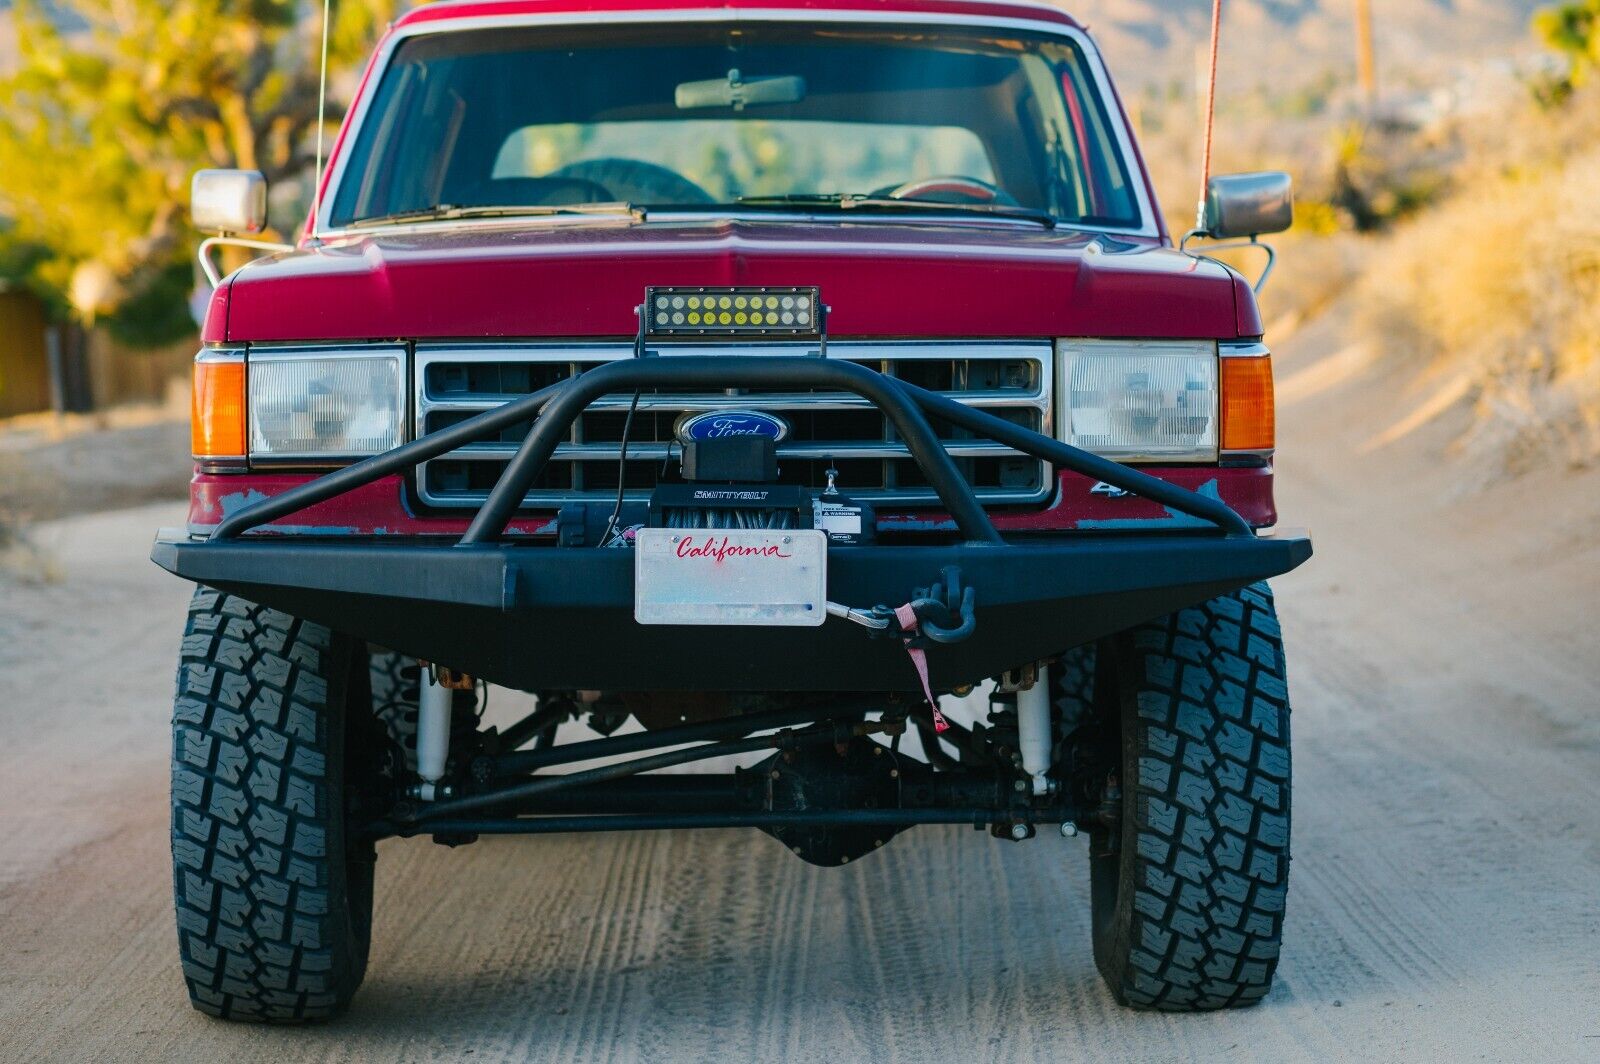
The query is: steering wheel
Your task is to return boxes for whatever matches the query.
[547,158,714,205]
[882,175,1020,207]
[456,176,618,209]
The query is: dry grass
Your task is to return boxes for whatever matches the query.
[1357,94,1600,471]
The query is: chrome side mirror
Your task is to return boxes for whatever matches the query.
[191,169,293,287]
[1203,172,1293,240]
[191,169,268,234]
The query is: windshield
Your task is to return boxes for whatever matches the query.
[329,24,1144,230]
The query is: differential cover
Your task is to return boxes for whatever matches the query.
[753,736,910,866]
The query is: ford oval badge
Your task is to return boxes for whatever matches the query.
[675,410,791,444]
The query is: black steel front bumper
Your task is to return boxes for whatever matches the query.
[152,529,1310,691]
[152,355,1312,692]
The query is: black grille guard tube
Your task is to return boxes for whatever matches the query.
[462,357,1002,545]
[211,355,1250,542]
[211,377,570,541]
[897,380,1254,537]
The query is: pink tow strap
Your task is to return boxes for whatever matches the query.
[895,603,950,734]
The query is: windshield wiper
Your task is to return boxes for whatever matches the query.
[355,203,642,227]
[733,194,1055,227]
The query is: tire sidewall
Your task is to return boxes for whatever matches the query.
[1089,630,1144,997]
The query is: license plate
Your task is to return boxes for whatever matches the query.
[634,529,827,627]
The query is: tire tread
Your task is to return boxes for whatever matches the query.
[171,588,366,1023]
[1101,583,1292,1011]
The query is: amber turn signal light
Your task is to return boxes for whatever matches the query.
[1221,355,1275,452]
[192,357,247,460]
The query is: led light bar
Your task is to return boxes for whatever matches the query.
[645,286,822,339]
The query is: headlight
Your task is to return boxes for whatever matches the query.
[1056,340,1218,462]
[248,347,405,460]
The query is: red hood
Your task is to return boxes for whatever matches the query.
[215,218,1250,342]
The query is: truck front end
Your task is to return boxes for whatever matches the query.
[159,0,1309,1022]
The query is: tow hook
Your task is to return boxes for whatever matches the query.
[827,568,979,737]
[826,566,979,643]
[909,566,977,645]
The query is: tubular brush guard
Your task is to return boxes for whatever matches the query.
[152,356,1311,693]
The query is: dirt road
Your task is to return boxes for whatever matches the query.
[2,326,1598,1061]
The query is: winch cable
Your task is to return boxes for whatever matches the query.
[599,388,644,546]
[665,508,796,530]
[311,0,331,238]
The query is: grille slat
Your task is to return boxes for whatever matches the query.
[415,342,1054,509]
[422,390,1050,413]
[438,440,1030,461]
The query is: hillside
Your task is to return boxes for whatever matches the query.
[1071,0,1547,88]
[2,3,1550,87]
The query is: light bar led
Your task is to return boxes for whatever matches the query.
[645,286,821,338]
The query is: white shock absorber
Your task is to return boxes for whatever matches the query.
[416,665,453,802]
[1016,664,1052,796]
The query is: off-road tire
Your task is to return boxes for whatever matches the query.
[368,648,420,766]
[1086,582,1292,1011]
[171,588,379,1023]
[1053,643,1097,732]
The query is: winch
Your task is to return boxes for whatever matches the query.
[658,434,873,541]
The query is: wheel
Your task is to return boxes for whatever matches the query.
[1051,641,1107,816]
[368,647,420,767]
[170,588,382,1022]
[1052,642,1097,734]
[1079,583,1292,1011]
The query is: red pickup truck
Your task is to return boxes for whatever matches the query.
[158,0,1309,1023]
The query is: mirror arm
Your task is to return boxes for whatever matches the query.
[1179,232,1279,295]
[198,235,297,287]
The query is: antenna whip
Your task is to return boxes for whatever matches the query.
[312,0,332,238]
[1197,0,1223,231]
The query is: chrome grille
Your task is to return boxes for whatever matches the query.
[414,341,1054,509]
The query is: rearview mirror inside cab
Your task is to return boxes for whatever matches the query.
[675,70,806,111]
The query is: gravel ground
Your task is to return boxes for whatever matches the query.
[0,406,190,527]
[0,320,1597,1062]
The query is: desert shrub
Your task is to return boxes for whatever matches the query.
[1534,0,1600,104]
[1359,98,1600,469]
